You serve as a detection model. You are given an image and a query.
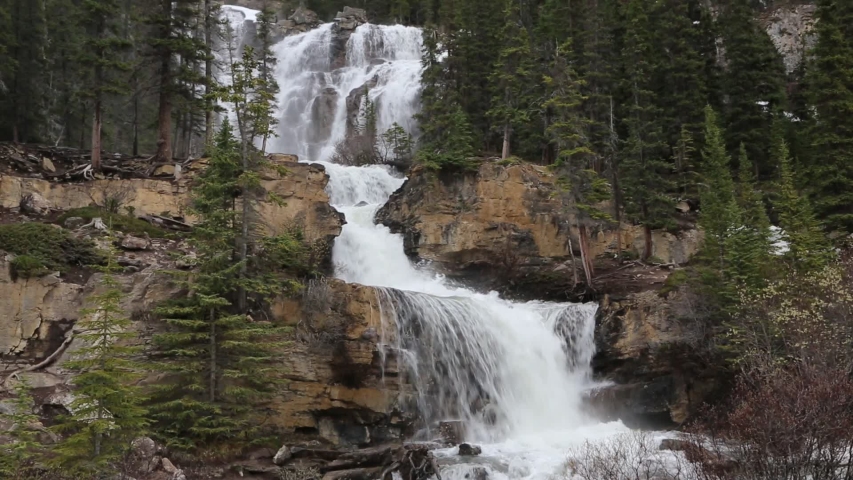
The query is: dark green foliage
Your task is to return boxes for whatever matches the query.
[148,122,288,452]
[0,223,102,274]
[718,0,787,175]
[487,0,535,158]
[57,207,172,238]
[9,255,49,280]
[51,239,149,475]
[771,130,832,272]
[0,378,47,479]
[699,106,740,277]
[804,0,853,232]
[727,144,772,292]
[619,0,675,254]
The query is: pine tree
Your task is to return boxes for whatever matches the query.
[804,0,853,232]
[79,0,132,171]
[673,125,699,199]
[619,0,674,260]
[718,0,787,175]
[699,106,740,276]
[486,0,534,159]
[0,378,47,479]
[256,4,281,154]
[149,121,287,451]
[771,130,832,272]
[52,237,148,475]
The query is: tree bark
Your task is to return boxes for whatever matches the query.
[204,0,214,145]
[209,307,216,403]
[502,123,511,159]
[578,224,594,286]
[643,224,652,261]
[154,0,173,163]
[91,98,102,172]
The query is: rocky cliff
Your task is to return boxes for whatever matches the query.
[0,154,412,451]
[377,162,702,300]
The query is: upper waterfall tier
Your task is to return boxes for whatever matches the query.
[269,23,422,162]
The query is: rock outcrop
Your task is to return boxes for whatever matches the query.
[331,7,368,69]
[376,162,701,300]
[762,3,816,73]
[588,288,722,427]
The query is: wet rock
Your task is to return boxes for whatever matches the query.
[63,216,86,229]
[322,467,382,480]
[466,467,489,480]
[20,192,51,216]
[334,6,368,29]
[458,443,481,456]
[120,235,151,251]
[274,445,293,465]
[659,438,689,452]
[291,6,320,26]
[439,421,465,445]
[310,88,339,145]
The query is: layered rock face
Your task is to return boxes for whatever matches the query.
[0,156,405,448]
[377,162,701,299]
[762,2,816,73]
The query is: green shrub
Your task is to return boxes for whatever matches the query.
[57,207,172,238]
[659,269,689,297]
[9,255,49,279]
[0,222,103,274]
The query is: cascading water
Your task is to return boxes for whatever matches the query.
[222,9,633,478]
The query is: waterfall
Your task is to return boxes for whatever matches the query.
[223,11,632,478]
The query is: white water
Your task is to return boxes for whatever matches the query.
[225,12,635,479]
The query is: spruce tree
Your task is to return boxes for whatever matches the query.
[699,106,740,276]
[771,130,832,272]
[52,237,148,475]
[718,0,787,175]
[804,0,853,232]
[619,0,674,260]
[487,0,535,159]
[79,0,132,171]
[0,378,47,479]
[256,5,281,154]
[149,121,286,451]
[728,143,772,292]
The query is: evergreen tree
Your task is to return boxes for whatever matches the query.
[52,237,149,475]
[79,0,132,171]
[673,125,699,199]
[256,4,281,154]
[804,0,853,232]
[718,0,787,175]
[487,0,535,159]
[771,130,832,272]
[699,106,740,276]
[619,0,674,260]
[1,0,48,143]
[149,121,286,451]
[728,143,772,291]
[0,378,47,479]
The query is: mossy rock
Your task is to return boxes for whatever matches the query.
[0,222,103,276]
[57,207,173,239]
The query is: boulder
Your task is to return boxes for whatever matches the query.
[273,445,292,465]
[120,235,151,251]
[20,192,51,216]
[291,6,320,26]
[161,457,178,474]
[438,421,465,445]
[458,443,482,456]
[42,157,56,173]
[63,216,86,229]
[153,164,176,177]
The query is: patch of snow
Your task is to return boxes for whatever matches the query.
[770,226,790,255]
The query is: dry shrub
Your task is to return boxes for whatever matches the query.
[563,431,692,480]
[688,363,853,480]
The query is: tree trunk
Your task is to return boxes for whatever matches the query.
[91,99,102,172]
[578,224,594,286]
[209,307,216,403]
[643,224,652,261]
[204,0,214,145]
[238,136,250,313]
[154,0,173,163]
[502,123,511,159]
[132,94,139,157]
